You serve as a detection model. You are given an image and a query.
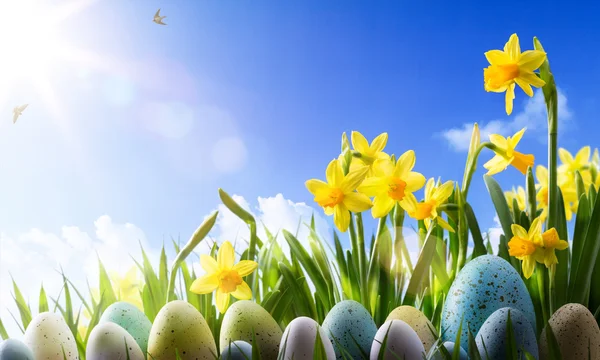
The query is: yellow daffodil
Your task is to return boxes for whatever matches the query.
[508,217,544,279]
[190,241,258,314]
[350,131,390,174]
[483,33,547,115]
[108,266,144,310]
[306,159,372,232]
[357,151,426,218]
[505,186,526,212]
[483,128,534,175]
[539,228,569,268]
[535,165,577,221]
[558,146,591,174]
[403,178,455,232]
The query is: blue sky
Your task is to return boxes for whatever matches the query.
[1,0,600,250]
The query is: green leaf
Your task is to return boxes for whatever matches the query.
[463,202,487,258]
[10,275,32,330]
[467,326,483,360]
[505,310,518,360]
[403,226,436,306]
[39,285,49,313]
[97,256,117,311]
[0,317,8,340]
[553,189,569,311]
[544,321,563,360]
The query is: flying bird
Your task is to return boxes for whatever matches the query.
[153,8,167,25]
[13,104,28,124]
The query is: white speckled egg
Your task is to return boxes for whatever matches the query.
[386,305,436,352]
[475,307,537,359]
[23,312,78,360]
[279,317,335,360]
[0,338,34,360]
[99,301,152,354]
[321,300,377,359]
[432,342,468,360]
[86,322,144,360]
[539,303,600,360]
[220,340,253,360]
[370,320,425,360]
[441,255,535,350]
[220,300,283,359]
[147,300,217,359]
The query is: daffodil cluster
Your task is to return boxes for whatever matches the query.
[306,131,455,233]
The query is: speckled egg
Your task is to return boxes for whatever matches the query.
[321,300,377,359]
[220,340,253,360]
[147,300,217,359]
[23,312,78,359]
[99,301,152,354]
[0,339,34,360]
[220,300,282,359]
[386,305,436,352]
[279,317,335,360]
[370,320,425,360]
[441,255,535,349]
[431,342,468,360]
[475,307,537,359]
[539,303,600,360]
[86,322,144,360]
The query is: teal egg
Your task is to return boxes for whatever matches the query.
[0,339,34,360]
[475,307,538,359]
[321,300,377,359]
[441,255,535,350]
[99,301,152,354]
[221,340,253,360]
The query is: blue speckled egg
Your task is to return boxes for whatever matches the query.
[99,301,152,354]
[321,300,377,359]
[221,340,253,360]
[441,255,535,349]
[476,307,538,359]
[0,339,34,360]
[432,342,468,360]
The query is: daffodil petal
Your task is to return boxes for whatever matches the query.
[334,203,350,232]
[305,179,329,195]
[484,155,509,175]
[343,192,372,213]
[518,71,545,88]
[405,172,426,192]
[576,146,591,166]
[433,181,454,203]
[324,206,334,216]
[436,217,455,233]
[536,165,548,184]
[399,193,418,213]
[515,77,533,97]
[484,50,511,65]
[370,133,388,153]
[558,148,574,167]
[190,274,219,294]
[231,281,252,300]
[351,131,370,153]
[341,166,369,193]
[505,83,515,115]
[511,224,528,239]
[372,195,395,218]
[504,33,521,61]
[373,159,395,177]
[394,150,416,178]
[232,260,258,277]
[218,241,235,269]
[357,177,386,197]
[326,159,344,187]
[215,289,230,314]
[424,178,435,201]
[522,256,535,279]
[201,255,219,274]
[489,134,508,149]
[510,152,535,175]
[517,50,547,71]
[528,217,543,239]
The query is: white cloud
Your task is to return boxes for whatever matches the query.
[441,89,572,152]
[0,216,157,340]
[485,215,503,254]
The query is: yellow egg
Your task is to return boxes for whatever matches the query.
[386,306,436,352]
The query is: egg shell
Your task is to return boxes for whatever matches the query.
[219,300,283,359]
[99,301,152,354]
[147,300,217,360]
[23,312,78,360]
[539,303,600,360]
[386,305,436,352]
[441,255,535,349]
[369,320,425,360]
[86,322,144,360]
[279,317,335,360]
[431,342,468,360]
[0,339,34,360]
[220,340,253,360]
[321,300,377,360]
[475,307,538,359]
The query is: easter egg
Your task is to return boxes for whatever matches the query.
[23,312,78,360]
[441,255,535,349]
[279,317,335,360]
[321,300,377,359]
[147,300,217,359]
[386,305,436,352]
[539,303,600,360]
[220,340,253,360]
[220,300,283,359]
[99,301,152,354]
[369,320,425,360]
[0,339,34,360]
[86,322,145,360]
[475,307,538,359]
[432,342,468,360]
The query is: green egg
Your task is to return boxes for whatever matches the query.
[99,301,152,354]
[220,300,283,359]
[147,300,217,359]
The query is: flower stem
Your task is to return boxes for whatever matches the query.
[355,212,368,307]
[549,264,556,313]
[536,263,549,325]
